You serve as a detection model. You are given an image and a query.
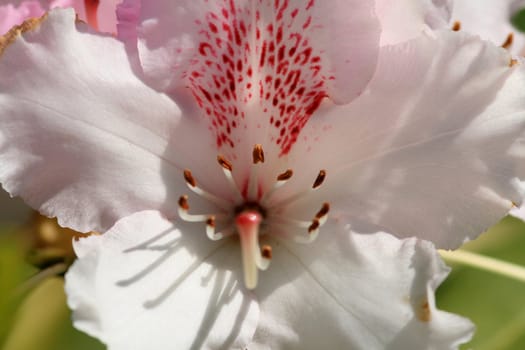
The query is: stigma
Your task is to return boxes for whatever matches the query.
[178,144,329,289]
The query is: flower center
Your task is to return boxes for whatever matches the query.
[178,144,329,289]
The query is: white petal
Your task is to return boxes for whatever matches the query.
[510,180,525,221]
[295,31,525,249]
[65,210,258,350]
[249,224,473,349]
[375,0,452,46]
[451,0,525,56]
[0,9,215,233]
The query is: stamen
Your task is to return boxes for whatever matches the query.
[248,144,264,200]
[178,195,222,222]
[277,169,293,181]
[261,169,294,202]
[217,155,243,201]
[272,169,327,208]
[261,245,272,259]
[183,169,231,208]
[273,202,329,228]
[312,170,327,189]
[273,202,329,244]
[452,21,461,31]
[217,155,233,171]
[236,210,264,289]
[252,144,265,164]
[315,202,330,225]
[308,219,320,233]
[205,216,230,241]
[502,33,514,49]
[183,169,196,187]
[257,244,271,270]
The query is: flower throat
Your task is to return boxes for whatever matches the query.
[178,144,329,289]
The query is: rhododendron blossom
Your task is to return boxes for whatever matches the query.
[1,1,525,349]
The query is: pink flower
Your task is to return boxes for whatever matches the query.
[1,1,524,348]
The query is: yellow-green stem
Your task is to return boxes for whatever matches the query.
[439,249,525,283]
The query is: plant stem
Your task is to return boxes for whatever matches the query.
[439,249,525,283]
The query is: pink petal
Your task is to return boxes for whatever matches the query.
[0,1,45,35]
[133,1,380,159]
[0,9,215,232]
[116,0,140,43]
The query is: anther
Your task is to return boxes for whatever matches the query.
[182,169,231,208]
[308,219,320,233]
[277,169,293,181]
[271,169,328,208]
[312,170,327,189]
[217,155,243,201]
[178,195,221,223]
[183,169,196,187]
[315,202,330,219]
[248,144,265,200]
[452,21,461,31]
[205,215,227,240]
[217,155,233,171]
[257,244,271,270]
[261,245,272,259]
[261,169,294,202]
[253,144,265,164]
[510,58,518,67]
[501,33,514,49]
[178,195,189,210]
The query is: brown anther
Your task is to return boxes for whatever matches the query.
[451,21,461,31]
[510,58,518,67]
[312,170,327,189]
[217,155,233,171]
[183,169,196,187]
[261,245,272,259]
[501,33,514,49]
[206,216,216,227]
[253,144,265,164]
[308,219,320,233]
[315,202,330,219]
[277,169,294,181]
[178,195,190,210]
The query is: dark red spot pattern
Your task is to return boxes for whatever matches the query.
[187,0,330,156]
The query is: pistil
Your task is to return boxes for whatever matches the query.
[236,210,264,289]
[178,144,329,289]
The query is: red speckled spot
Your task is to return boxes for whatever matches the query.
[186,0,331,156]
